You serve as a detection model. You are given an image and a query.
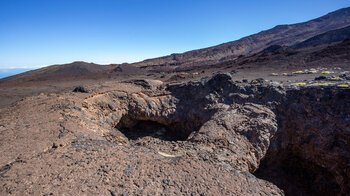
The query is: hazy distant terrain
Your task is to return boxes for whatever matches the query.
[0,68,32,79]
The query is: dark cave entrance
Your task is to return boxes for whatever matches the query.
[116,116,200,142]
[254,148,341,196]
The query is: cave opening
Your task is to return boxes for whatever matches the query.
[115,116,200,142]
[254,147,341,196]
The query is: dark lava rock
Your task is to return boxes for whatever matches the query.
[208,73,232,83]
[314,76,327,80]
[73,86,90,93]
[251,78,265,84]
[127,79,163,90]
[339,74,350,80]
[2,72,350,196]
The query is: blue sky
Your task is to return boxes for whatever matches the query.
[0,0,349,71]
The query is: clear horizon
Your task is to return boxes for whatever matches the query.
[0,0,349,73]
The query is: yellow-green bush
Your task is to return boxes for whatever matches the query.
[293,71,304,74]
[330,77,340,81]
[337,84,349,88]
[294,82,307,86]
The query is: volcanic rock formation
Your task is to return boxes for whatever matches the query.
[1,73,349,195]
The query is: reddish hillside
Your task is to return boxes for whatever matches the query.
[0,62,111,85]
[131,7,350,69]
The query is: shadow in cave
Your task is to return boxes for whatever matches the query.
[254,151,341,196]
[116,118,195,141]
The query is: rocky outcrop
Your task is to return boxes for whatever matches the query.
[0,74,349,195]
[82,75,350,195]
[83,75,285,173]
[256,87,350,195]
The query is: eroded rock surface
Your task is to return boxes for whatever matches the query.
[83,75,284,173]
[0,75,349,195]
[255,87,350,195]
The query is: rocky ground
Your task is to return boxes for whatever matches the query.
[0,72,349,195]
[1,7,350,195]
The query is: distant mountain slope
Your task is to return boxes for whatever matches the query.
[2,7,350,86]
[131,7,350,68]
[206,37,350,73]
[0,68,33,79]
[0,61,147,86]
[291,25,350,49]
[0,62,110,85]
[306,38,350,62]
